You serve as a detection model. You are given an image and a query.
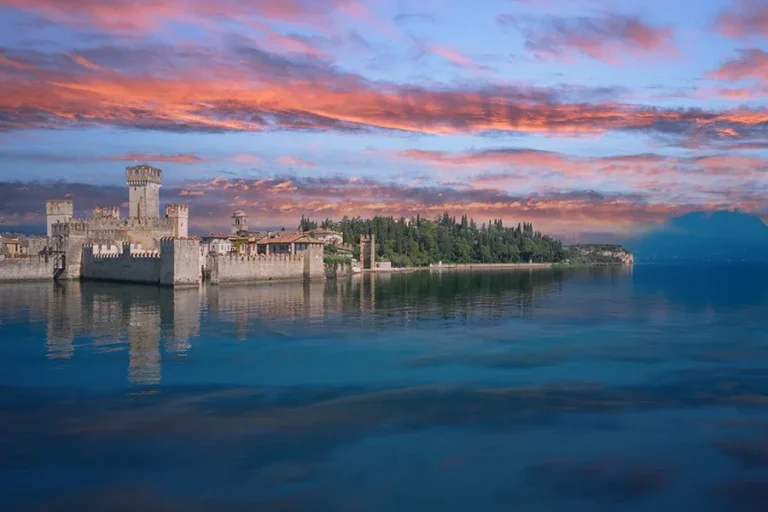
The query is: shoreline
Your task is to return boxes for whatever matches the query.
[351,261,632,274]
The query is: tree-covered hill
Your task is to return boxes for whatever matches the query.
[300,213,567,267]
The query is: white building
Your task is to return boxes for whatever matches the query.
[309,229,344,246]
[203,235,233,255]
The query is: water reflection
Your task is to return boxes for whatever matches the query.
[0,269,587,387]
[3,264,768,511]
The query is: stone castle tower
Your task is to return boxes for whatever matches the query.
[45,199,73,237]
[165,204,189,238]
[126,164,162,220]
[360,234,375,270]
[231,210,248,234]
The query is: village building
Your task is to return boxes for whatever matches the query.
[0,234,23,256]
[202,234,234,255]
[309,228,344,246]
[256,232,324,255]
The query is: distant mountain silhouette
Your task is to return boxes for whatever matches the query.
[628,210,768,262]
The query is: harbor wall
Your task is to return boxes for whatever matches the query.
[0,255,51,281]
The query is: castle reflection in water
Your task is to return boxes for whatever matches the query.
[0,266,634,386]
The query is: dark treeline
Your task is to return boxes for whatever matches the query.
[299,213,566,267]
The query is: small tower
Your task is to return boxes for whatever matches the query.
[231,210,248,234]
[126,164,162,220]
[165,204,189,238]
[360,234,375,270]
[46,199,74,237]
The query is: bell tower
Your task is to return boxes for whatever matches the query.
[126,164,162,220]
[231,210,248,234]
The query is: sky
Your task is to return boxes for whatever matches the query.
[0,0,767,241]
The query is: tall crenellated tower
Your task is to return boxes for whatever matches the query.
[165,204,189,238]
[46,199,73,237]
[126,164,162,220]
[231,210,248,234]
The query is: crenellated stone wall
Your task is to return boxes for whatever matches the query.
[209,253,304,285]
[81,238,201,286]
[52,217,175,248]
[209,243,325,285]
[82,242,161,284]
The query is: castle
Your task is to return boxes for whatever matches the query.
[47,164,188,245]
[38,165,198,285]
[0,164,326,286]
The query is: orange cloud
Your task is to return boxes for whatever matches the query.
[0,40,765,140]
[394,147,768,186]
[0,0,368,33]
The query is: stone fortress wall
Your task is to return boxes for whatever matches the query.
[209,244,324,284]
[0,254,52,281]
[81,238,200,286]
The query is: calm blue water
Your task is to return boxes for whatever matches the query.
[2,265,768,511]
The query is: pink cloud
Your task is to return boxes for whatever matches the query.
[233,153,263,164]
[109,153,204,164]
[65,53,105,72]
[500,13,677,64]
[708,49,768,83]
[278,155,315,168]
[0,0,370,33]
[426,44,484,71]
[716,0,768,39]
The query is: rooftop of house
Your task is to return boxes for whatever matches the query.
[256,232,323,245]
[203,233,234,241]
[310,229,342,235]
[0,233,22,242]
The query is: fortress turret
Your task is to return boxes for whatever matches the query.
[165,204,189,238]
[46,199,73,237]
[126,164,162,220]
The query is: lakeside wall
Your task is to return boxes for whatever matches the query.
[0,255,52,281]
[324,261,353,279]
[209,245,324,285]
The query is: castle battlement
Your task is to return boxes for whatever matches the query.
[217,252,302,263]
[46,199,74,215]
[165,204,188,213]
[92,205,120,219]
[126,164,162,185]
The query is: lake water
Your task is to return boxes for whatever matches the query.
[2,265,768,511]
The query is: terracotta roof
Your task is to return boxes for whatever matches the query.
[257,233,323,245]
